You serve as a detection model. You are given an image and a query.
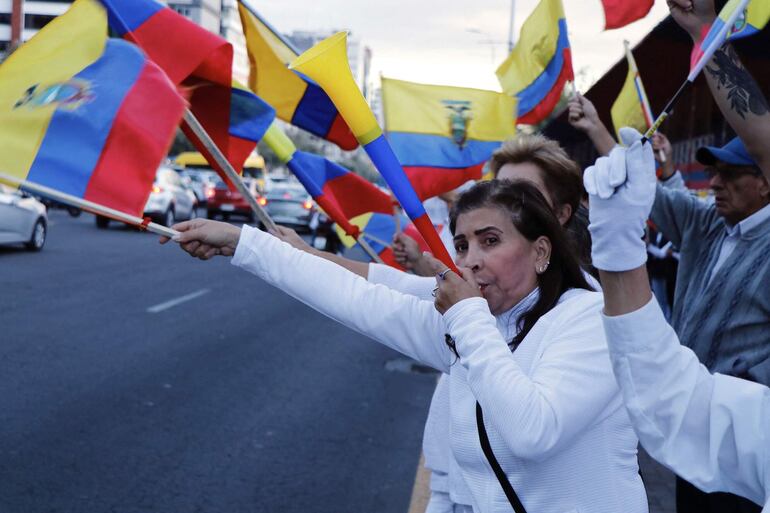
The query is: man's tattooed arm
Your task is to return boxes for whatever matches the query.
[705,45,769,119]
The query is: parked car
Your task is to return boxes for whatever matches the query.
[179,168,217,206]
[0,184,47,251]
[259,185,315,232]
[95,166,197,229]
[205,176,255,221]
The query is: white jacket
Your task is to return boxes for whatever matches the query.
[232,226,647,513]
[366,264,603,508]
[368,264,473,505]
[603,297,770,511]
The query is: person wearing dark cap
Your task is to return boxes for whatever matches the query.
[652,137,770,513]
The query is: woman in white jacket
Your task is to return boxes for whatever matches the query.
[163,180,648,513]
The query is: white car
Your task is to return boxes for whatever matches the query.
[0,184,47,251]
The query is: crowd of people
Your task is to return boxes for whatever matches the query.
[161,0,770,512]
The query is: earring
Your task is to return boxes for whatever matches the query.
[537,261,550,274]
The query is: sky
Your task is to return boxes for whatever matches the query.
[251,0,673,93]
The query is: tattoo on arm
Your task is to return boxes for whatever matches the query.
[705,45,769,119]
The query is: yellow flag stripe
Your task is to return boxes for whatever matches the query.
[0,0,106,182]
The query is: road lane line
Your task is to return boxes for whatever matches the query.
[146,288,211,314]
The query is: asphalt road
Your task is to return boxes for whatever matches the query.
[0,210,438,513]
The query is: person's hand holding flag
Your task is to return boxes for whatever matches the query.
[667,0,716,42]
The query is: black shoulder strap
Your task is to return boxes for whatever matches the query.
[476,402,528,513]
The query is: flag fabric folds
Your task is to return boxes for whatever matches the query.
[261,123,392,238]
[691,0,770,75]
[601,0,654,30]
[0,0,185,216]
[99,0,274,177]
[287,152,393,220]
[381,77,517,201]
[237,1,358,151]
[334,212,412,268]
[496,0,573,125]
[611,44,654,139]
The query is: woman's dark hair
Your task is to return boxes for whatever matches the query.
[449,180,593,348]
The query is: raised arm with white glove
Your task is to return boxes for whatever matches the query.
[583,128,657,272]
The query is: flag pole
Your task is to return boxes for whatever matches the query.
[358,236,385,264]
[507,0,516,52]
[182,110,277,232]
[0,171,178,238]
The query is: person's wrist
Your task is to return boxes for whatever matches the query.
[227,226,242,252]
[661,162,675,179]
[690,20,714,43]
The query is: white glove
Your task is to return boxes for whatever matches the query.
[584,127,656,272]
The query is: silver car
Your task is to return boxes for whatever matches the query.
[0,184,47,251]
[95,166,197,229]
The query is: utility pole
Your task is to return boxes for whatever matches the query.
[507,0,516,52]
[10,0,23,52]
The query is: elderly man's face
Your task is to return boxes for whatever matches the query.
[707,163,770,224]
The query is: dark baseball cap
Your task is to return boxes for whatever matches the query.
[696,137,757,167]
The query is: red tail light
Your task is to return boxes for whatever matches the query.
[257,196,268,206]
[303,200,313,210]
[205,187,215,199]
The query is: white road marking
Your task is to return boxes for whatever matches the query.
[146,288,211,314]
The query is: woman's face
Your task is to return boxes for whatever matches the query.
[453,206,549,316]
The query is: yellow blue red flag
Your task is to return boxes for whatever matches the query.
[0,0,185,216]
[381,77,517,200]
[335,212,413,269]
[611,42,654,139]
[691,0,770,75]
[99,0,275,179]
[496,0,573,125]
[237,0,358,151]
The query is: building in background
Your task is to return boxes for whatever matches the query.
[285,29,364,90]
[0,0,71,59]
[219,0,248,83]
[166,0,220,34]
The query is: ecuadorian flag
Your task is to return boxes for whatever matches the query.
[262,123,392,238]
[382,77,517,201]
[496,0,573,125]
[237,0,358,151]
[0,0,185,216]
[100,0,275,176]
[611,43,654,139]
[335,212,413,269]
[691,0,770,73]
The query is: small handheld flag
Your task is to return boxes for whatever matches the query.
[611,41,654,139]
[645,0,768,141]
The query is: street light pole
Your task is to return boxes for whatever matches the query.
[10,0,23,51]
[507,0,516,52]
